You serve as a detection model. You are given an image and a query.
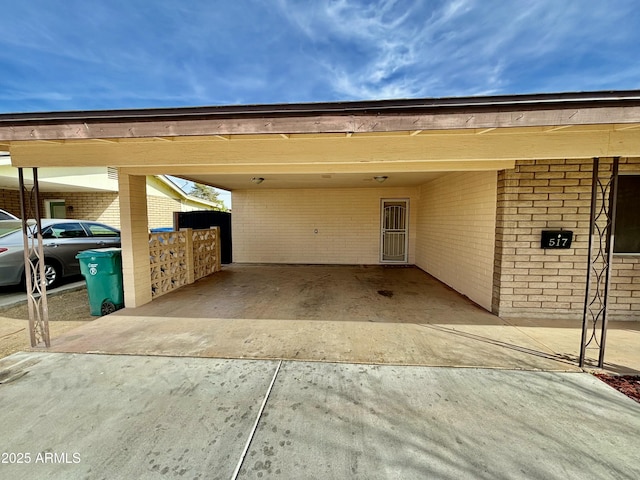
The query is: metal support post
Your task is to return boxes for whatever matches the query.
[18,167,50,348]
[579,157,619,368]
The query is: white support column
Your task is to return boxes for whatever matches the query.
[118,173,153,307]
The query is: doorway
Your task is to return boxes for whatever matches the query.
[380,199,409,263]
[45,199,66,218]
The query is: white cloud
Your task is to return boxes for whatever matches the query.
[0,0,639,112]
[276,0,640,100]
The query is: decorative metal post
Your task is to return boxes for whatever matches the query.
[579,157,619,368]
[18,168,51,348]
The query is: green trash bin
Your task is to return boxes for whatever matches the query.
[76,248,124,316]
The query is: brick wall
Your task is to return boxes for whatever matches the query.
[0,189,22,216]
[0,189,120,225]
[0,189,186,229]
[415,171,497,311]
[54,191,120,226]
[147,196,181,229]
[493,158,640,320]
[232,187,418,264]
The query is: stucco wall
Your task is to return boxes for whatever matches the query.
[493,157,640,320]
[232,187,418,264]
[415,171,497,311]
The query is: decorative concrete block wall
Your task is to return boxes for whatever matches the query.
[493,158,640,320]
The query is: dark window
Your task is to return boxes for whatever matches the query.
[614,176,640,253]
[41,227,56,239]
[50,222,88,238]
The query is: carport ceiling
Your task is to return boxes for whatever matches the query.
[175,171,446,190]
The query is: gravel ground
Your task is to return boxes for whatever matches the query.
[0,289,96,359]
[595,374,640,403]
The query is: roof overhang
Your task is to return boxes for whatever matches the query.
[1,90,639,191]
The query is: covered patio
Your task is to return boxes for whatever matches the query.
[46,264,640,373]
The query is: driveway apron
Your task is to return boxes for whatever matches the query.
[1,352,639,480]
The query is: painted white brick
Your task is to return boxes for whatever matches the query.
[232,187,418,265]
[415,171,497,311]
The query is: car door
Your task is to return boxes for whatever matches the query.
[81,222,121,248]
[42,222,96,276]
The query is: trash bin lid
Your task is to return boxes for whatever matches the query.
[76,247,122,258]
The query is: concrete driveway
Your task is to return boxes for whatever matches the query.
[1,351,638,480]
[41,265,640,373]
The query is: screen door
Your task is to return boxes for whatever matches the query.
[380,199,408,263]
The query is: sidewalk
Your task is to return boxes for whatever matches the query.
[0,352,638,480]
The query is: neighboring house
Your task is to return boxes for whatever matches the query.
[0,156,219,228]
[0,91,638,321]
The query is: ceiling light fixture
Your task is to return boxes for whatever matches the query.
[251,177,264,184]
[374,176,388,183]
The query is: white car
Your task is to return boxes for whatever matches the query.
[0,209,19,220]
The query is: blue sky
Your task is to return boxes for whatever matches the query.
[1,0,639,115]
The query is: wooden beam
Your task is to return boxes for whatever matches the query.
[3,106,640,141]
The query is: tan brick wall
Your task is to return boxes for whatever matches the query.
[48,191,120,226]
[232,187,418,264]
[493,158,640,320]
[0,189,120,224]
[146,196,182,229]
[415,171,497,311]
[1,189,184,229]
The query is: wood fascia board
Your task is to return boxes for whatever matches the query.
[2,106,640,141]
[8,128,640,169]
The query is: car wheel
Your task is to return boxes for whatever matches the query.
[32,261,61,289]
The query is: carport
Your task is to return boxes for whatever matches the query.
[1,91,640,364]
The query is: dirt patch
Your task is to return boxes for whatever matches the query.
[595,374,640,403]
[0,289,96,359]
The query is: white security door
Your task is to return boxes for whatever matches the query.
[380,199,408,263]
